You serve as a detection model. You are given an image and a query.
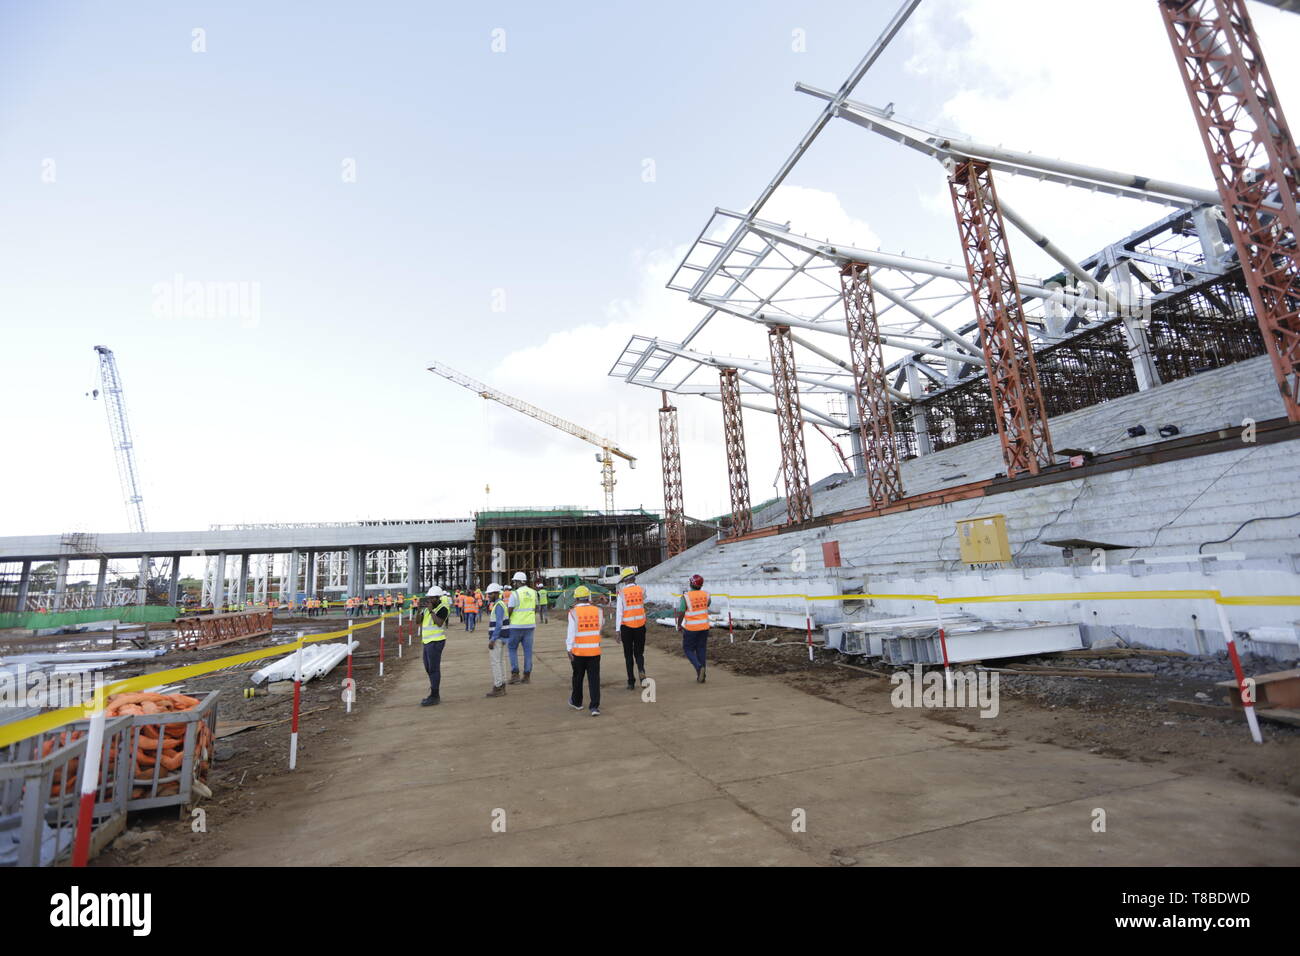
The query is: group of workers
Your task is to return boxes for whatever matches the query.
[411,568,714,717]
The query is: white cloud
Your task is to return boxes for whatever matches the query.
[902,0,1300,275]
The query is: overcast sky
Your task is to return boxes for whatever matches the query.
[3,0,1298,537]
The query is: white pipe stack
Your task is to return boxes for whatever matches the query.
[251,640,358,685]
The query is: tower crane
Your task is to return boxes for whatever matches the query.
[91,345,167,600]
[428,361,636,512]
[92,346,148,533]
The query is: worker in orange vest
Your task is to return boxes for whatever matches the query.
[463,589,480,632]
[616,568,648,690]
[566,585,606,716]
[675,574,711,683]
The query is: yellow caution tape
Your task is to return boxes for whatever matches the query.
[0,612,401,748]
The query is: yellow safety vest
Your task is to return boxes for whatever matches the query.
[510,586,537,628]
[421,602,449,644]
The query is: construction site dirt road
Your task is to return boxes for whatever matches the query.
[99,618,1300,867]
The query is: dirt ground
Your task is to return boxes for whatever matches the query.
[83,614,414,866]
[54,607,1297,865]
[642,618,1300,797]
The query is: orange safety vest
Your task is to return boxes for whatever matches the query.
[367,597,374,607]
[682,589,710,631]
[465,595,479,613]
[621,584,646,628]
[571,604,602,656]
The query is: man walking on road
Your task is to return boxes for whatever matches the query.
[420,586,452,707]
[506,571,537,685]
[536,580,549,624]
[675,574,711,683]
[483,582,508,698]
[566,585,604,716]
[616,568,648,690]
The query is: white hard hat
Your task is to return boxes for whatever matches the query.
[512,571,527,582]
[426,586,445,598]
[485,582,502,594]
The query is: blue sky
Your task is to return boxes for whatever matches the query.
[3,0,1298,536]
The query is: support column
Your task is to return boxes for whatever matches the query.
[213,552,227,611]
[406,544,418,595]
[767,327,813,525]
[167,557,180,606]
[15,560,31,613]
[288,549,300,605]
[948,158,1054,477]
[305,550,317,599]
[236,554,248,604]
[94,558,107,608]
[1161,0,1300,422]
[718,367,754,536]
[904,362,934,457]
[138,554,151,606]
[841,262,905,507]
[490,532,501,585]
[608,526,618,567]
[54,556,69,611]
[550,528,561,569]
[659,391,687,557]
[349,546,362,600]
[1111,260,1161,391]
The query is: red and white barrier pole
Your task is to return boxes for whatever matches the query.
[290,633,304,770]
[805,600,814,662]
[935,602,953,690]
[1216,603,1263,744]
[379,616,386,677]
[71,689,106,867]
[346,618,354,714]
[728,599,734,645]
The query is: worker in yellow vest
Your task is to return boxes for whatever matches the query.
[566,585,605,716]
[420,587,452,707]
[506,571,537,684]
[322,597,330,616]
[616,568,648,690]
[536,580,550,624]
[675,574,712,683]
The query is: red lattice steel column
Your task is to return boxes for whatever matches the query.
[1160,0,1300,421]
[659,390,687,557]
[840,262,905,507]
[718,367,753,536]
[768,326,814,524]
[948,159,1054,477]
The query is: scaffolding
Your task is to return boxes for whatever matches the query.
[471,510,666,589]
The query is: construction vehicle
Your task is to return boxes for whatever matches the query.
[542,564,636,589]
[428,361,636,512]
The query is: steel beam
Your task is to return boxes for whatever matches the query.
[718,368,754,536]
[659,391,687,557]
[768,326,814,524]
[948,159,1055,476]
[1160,0,1300,421]
[841,263,905,507]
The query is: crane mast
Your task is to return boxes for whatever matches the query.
[428,361,636,512]
[94,346,148,533]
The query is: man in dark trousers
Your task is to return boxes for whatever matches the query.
[615,568,648,690]
[420,586,452,706]
[675,574,712,683]
[566,585,605,716]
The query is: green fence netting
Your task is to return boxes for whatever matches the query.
[0,606,181,631]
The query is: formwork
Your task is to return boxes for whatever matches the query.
[471,509,668,588]
[892,271,1265,455]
